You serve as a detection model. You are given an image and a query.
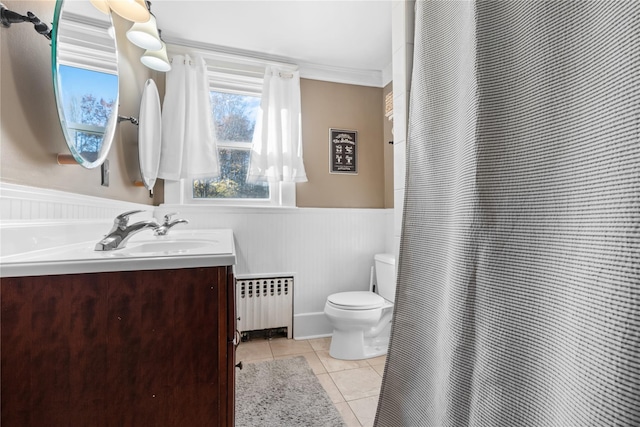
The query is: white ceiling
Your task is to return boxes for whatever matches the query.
[150,0,393,80]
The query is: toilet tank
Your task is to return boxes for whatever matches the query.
[374,253,396,302]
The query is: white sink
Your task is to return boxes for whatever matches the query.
[0,229,235,277]
[121,229,230,255]
[119,240,217,255]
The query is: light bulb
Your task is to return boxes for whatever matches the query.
[126,14,162,50]
[89,0,110,14]
[141,42,171,72]
[107,0,150,23]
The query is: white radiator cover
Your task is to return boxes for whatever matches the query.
[236,276,293,339]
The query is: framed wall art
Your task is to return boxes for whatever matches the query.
[329,128,358,174]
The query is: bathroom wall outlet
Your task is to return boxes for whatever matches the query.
[101,160,109,187]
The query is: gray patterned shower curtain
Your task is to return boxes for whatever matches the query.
[375,1,639,426]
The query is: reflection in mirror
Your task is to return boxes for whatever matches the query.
[52,0,119,169]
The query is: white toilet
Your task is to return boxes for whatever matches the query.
[324,253,396,360]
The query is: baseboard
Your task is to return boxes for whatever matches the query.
[293,312,333,340]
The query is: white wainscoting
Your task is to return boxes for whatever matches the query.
[158,205,394,338]
[0,183,152,257]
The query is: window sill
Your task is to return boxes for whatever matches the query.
[157,204,300,215]
[164,180,296,208]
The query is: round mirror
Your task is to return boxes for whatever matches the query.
[52,0,119,169]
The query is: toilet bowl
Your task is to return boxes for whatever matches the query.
[324,254,396,360]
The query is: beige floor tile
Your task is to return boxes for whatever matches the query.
[330,367,382,401]
[367,354,387,366]
[308,337,332,352]
[316,350,370,373]
[348,395,379,427]
[236,340,272,362]
[371,363,386,377]
[269,338,314,356]
[274,351,327,375]
[316,373,345,404]
[334,402,362,427]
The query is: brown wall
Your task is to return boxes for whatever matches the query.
[1,1,389,209]
[298,79,386,208]
[0,0,158,205]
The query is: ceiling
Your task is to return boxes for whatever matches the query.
[150,1,393,78]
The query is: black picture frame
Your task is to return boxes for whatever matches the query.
[329,128,358,174]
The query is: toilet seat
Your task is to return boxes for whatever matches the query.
[327,291,385,310]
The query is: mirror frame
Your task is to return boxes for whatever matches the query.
[51,0,120,169]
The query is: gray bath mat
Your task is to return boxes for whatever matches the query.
[235,356,346,427]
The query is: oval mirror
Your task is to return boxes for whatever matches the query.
[138,79,162,191]
[52,0,119,169]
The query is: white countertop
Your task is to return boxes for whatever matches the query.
[0,229,236,278]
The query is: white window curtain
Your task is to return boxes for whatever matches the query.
[158,54,219,181]
[247,66,308,183]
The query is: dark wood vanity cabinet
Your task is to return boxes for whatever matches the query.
[1,266,236,427]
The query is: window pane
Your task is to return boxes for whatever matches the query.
[193,91,267,200]
[210,91,260,143]
[192,148,269,199]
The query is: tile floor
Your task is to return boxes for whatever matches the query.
[236,337,385,427]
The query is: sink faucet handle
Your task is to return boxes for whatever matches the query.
[153,213,188,236]
[162,212,179,224]
[114,210,145,227]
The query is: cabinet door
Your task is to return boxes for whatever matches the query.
[1,266,234,427]
[106,267,225,426]
[2,272,111,426]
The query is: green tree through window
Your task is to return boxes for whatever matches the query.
[192,91,268,199]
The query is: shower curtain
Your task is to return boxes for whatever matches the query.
[376,1,639,426]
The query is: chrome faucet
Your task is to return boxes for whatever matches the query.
[94,210,159,251]
[154,212,189,236]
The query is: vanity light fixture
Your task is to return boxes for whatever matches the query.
[106,0,150,23]
[141,40,171,72]
[127,2,171,72]
[89,0,170,72]
[89,0,110,15]
[126,12,162,50]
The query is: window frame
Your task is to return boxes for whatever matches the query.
[164,55,296,207]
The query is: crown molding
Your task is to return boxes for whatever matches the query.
[297,61,383,88]
[163,36,385,88]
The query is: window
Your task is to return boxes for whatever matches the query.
[165,50,297,207]
[192,91,269,200]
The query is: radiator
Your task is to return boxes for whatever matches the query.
[236,276,293,339]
